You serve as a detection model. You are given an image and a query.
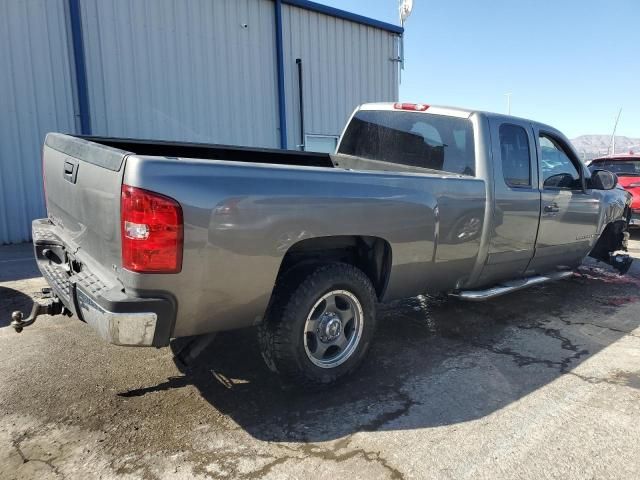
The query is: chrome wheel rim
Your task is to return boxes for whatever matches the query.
[303,290,364,369]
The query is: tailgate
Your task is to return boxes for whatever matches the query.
[43,133,131,273]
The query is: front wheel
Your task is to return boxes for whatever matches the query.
[258,263,377,387]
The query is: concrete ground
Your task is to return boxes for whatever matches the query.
[1,237,640,480]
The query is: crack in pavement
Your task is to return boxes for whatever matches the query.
[10,432,65,479]
[567,370,640,390]
[189,391,417,479]
[556,318,640,339]
[466,320,590,373]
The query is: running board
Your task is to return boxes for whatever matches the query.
[450,271,574,302]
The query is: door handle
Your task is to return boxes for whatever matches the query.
[543,203,559,214]
[63,160,78,183]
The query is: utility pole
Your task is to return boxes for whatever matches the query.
[504,93,512,115]
[609,108,622,156]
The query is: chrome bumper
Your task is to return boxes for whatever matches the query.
[32,219,174,347]
[76,289,158,346]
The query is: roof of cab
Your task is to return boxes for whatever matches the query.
[358,102,554,128]
[358,102,475,119]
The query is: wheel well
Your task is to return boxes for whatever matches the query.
[589,220,628,262]
[276,236,392,300]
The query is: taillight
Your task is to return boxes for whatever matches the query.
[121,185,183,273]
[393,102,429,111]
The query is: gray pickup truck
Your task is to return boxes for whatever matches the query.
[11,103,633,386]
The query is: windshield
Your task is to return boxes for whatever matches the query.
[590,159,640,176]
[338,110,475,176]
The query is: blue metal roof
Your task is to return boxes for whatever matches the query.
[283,0,404,34]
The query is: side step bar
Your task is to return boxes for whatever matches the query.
[450,271,573,302]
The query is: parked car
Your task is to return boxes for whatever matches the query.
[10,103,633,386]
[589,153,640,227]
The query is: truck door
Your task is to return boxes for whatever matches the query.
[527,129,600,272]
[480,118,541,285]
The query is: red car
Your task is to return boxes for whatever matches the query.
[590,152,640,226]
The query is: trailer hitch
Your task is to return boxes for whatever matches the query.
[10,288,66,333]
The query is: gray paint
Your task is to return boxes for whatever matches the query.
[39,106,630,341]
[0,0,77,244]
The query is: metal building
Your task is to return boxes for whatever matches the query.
[0,0,402,244]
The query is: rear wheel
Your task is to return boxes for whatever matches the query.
[258,263,377,387]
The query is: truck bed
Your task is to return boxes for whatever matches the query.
[78,135,335,168]
[41,132,487,343]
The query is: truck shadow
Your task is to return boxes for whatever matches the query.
[123,264,640,443]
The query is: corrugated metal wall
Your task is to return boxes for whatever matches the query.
[80,0,280,147]
[282,4,399,149]
[0,0,78,244]
[0,0,400,244]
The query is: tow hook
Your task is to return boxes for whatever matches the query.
[10,288,66,333]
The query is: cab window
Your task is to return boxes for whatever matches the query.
[539,134,582,190]
[338,110,476,176]
[499,124,531,187]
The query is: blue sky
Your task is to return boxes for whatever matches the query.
[322,0,639,139]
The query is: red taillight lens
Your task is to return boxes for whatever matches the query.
[393,102,429,111]
[121,185,183,273]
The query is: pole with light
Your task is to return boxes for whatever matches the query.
[398,0,413,82]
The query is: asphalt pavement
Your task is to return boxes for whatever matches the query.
[1,238,639,479]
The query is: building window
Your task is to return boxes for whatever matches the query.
[305,134,339,153]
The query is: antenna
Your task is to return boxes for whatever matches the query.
[608,108,622,155]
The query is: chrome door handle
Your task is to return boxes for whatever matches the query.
[544,204,559,214]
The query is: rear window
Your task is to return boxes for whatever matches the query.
[590,159,640,176]
[338,110,475,176]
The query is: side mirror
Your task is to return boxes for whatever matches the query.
[590,169,617,190]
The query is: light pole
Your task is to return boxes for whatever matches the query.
[504,93,512,115]
[609,108,622,156]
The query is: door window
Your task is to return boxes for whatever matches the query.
[499,124,531,187]
[540,134,582,190]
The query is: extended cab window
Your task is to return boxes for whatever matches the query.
[540,134,582,190]
[338,110,475,176]
[499,124,531,187]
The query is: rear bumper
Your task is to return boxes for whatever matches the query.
[32,219,175,346]
[630,212,640,227]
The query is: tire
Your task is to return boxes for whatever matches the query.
[258,262,377,387]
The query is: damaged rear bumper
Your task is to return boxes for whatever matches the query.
[27,219,175,347]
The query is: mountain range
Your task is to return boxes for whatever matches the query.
[571,135,640,161]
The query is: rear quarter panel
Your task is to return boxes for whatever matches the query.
[121,157,486,336]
